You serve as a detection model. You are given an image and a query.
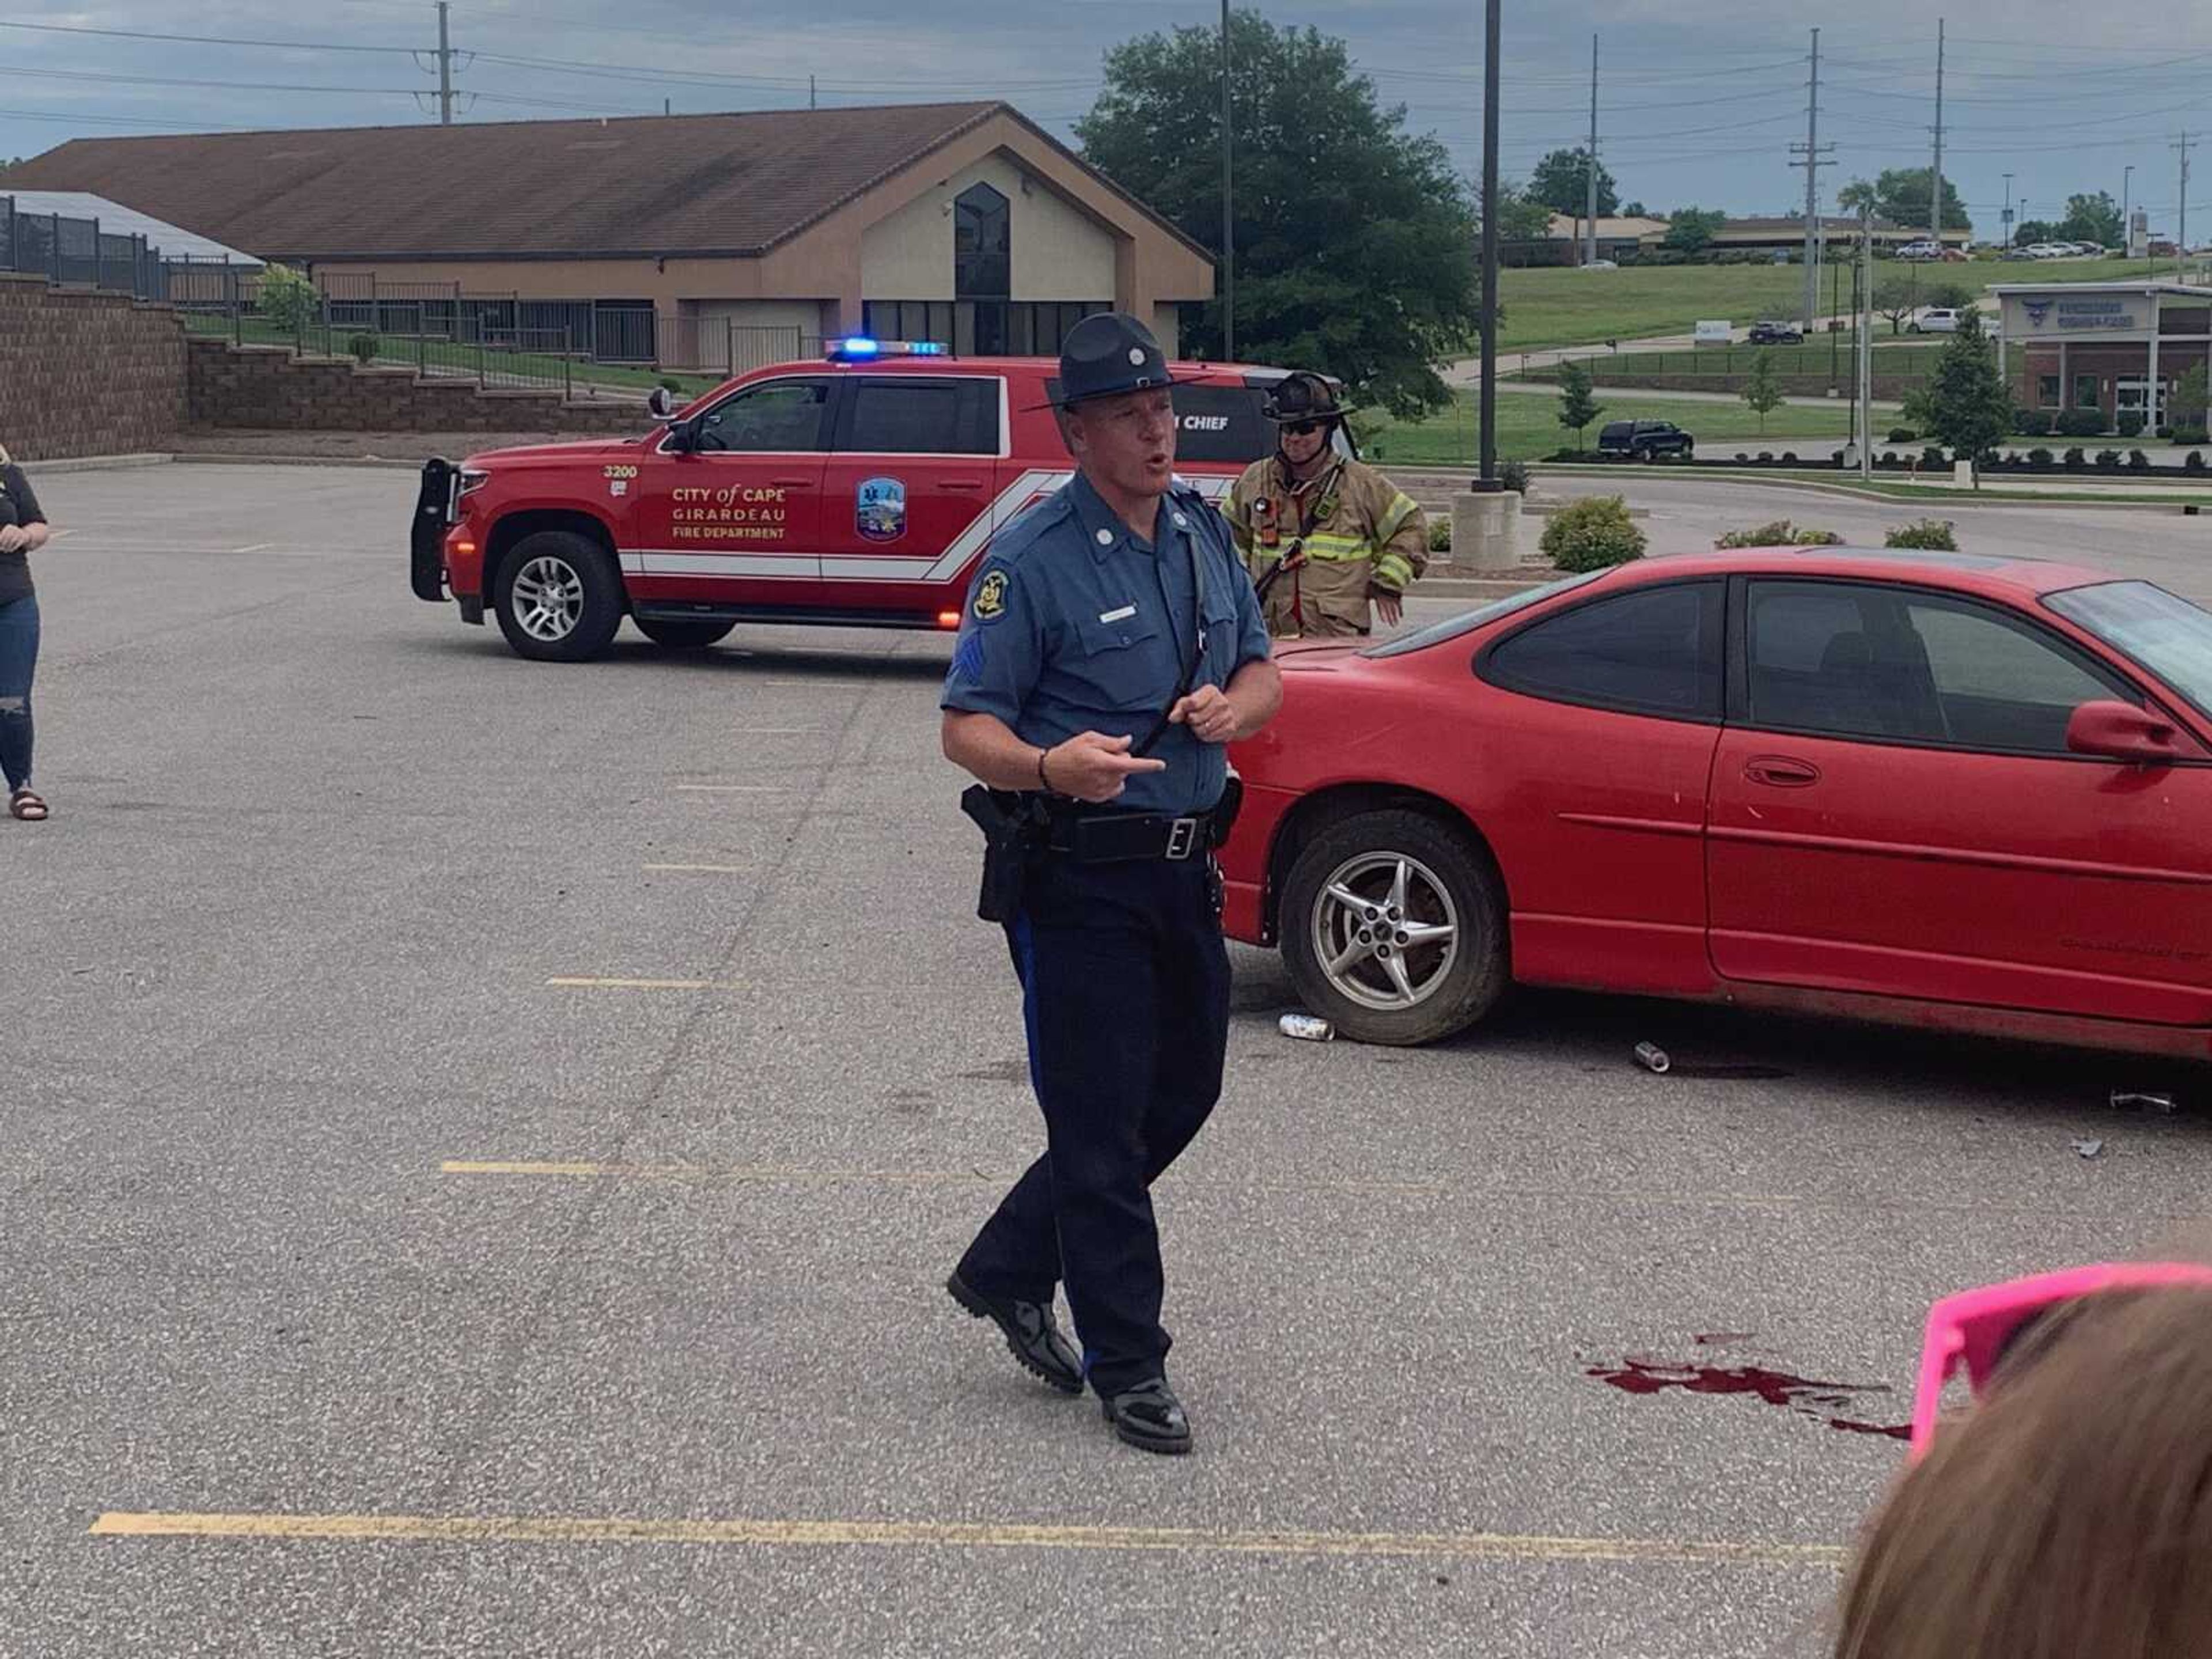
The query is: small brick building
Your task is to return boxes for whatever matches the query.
[1994,281,2212,432]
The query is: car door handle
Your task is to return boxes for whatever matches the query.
[941,479,986,492]
[1744,755,1821,788]
[770,475,813,488]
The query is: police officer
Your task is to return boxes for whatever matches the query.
[1225,372,1429,639]
[939,313,1281,1456]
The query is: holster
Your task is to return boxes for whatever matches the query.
[1210,770,1245,849]
[961,784,1041,925]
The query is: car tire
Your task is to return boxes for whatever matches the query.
[635,618,736,650]
[1279,808,1508,1047]
[492,531,624,662]
[1634,446,1653,463]
[1908,323,1922,335]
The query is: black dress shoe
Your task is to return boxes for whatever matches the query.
[946,1272,1083,1395]
[1100,1378,1192,1455]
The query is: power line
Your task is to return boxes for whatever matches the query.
[0,18,419,53]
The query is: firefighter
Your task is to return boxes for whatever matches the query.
[1224,373,1429,639]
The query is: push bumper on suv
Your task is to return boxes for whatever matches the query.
[410,458,456,603]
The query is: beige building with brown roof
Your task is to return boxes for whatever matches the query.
[5,102,1215,368]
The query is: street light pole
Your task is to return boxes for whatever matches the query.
[2123,164,2134,254]
[1477,0,1501,485]
[1219,0,1234,361]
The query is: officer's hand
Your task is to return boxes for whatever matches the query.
[1047,732,1168,802]
[1373,591,1404,628]
[1168,684,1239,745]
[0,527,23,555]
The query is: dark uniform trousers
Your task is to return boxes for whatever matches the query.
[955,848,1232,1397]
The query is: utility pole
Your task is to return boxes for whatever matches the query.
[1478,0,1501,484]
[809,75,816,110]
[2002,173,2014,251]
[2122,164,2133,252]
[436,1,453,126]
[1929,17,1945,249]
[1584,33,1600,268]
[1219,0,1234,359]
[1858,202,1874,481]
[1790,28,1833,329]
[2175,132,2195,275]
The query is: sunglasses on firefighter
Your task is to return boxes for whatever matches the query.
[1279,420,1328,437]
[1909,1261,2212,1460]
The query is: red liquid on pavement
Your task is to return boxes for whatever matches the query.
[1588,1357,1910,1442]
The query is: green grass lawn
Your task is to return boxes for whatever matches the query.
[1508,337,1947,384]
[1496,255,2207,354]
[1359,389,1854,467]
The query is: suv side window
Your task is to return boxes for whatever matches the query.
[1745,579,2130,751]
[695,377,834,453]
[1481,581,1723,721]
[839,376,999,456]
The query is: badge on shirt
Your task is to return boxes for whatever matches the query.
[973,569,1009,622]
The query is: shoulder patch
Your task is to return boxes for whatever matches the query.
[972,569,1010,622]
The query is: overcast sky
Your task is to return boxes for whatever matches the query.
[2,1,2207,238]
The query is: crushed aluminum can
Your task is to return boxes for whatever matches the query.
[2073,1138,2105,1160]
[1278,1013,1335,1042]
[2112,1090,2178,1114]
[1634,1041,1672,1075]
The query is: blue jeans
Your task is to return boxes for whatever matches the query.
[0,593,37,793]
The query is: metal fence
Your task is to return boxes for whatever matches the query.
[1,194,165,296]
[653,316,819,375]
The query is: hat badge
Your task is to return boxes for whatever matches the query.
[1128,347,1146,365]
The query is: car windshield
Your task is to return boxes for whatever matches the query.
[1364,569,1608,659]
[2044,581,2212,718]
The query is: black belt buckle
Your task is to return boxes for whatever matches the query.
[1164,817,1200,861]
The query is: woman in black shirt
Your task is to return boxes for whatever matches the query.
[0,445,52,820]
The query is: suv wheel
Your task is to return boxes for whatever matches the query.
[1634,445,1654,463]
[1279,808,1508,1046]
[636,618,736,650]
[492,531,624,662]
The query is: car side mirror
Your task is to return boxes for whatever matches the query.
[2066,699,2185,764]
[645,386,675,419]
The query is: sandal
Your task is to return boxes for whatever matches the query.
[8,789,47,821]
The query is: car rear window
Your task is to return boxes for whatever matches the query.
[840,377,999,456]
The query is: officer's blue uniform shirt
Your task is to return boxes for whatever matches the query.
[941,471,1272,816]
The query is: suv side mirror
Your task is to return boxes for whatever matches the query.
[2067,700,2186,764]
[645,387,675,419]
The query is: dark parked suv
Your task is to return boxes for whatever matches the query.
[1597,419,1695,461]
[1747,320,1804,344]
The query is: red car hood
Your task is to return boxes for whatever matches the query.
[462,433,653,468]
[1273,639,1369,672]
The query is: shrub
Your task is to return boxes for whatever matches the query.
[1498,457,1532,495]
[2157,425,2174,440]
[2175,426,2211,447]
[2130,448,2153,470]
[1884,518,1959,551]
[1716,518,1842,548]
[2056,408,2107,438]
[2063,446,2086,467]
[1888,426,1918,443]
[1734,452,1749,463]
[657,376,686,393]
[256,262,319,334]
[2118,411,2147,438]
[1540,495,1647,572]
[2027,448,2055,469]
[1758,450,1774,463]
[2187,450,2207,473]
[1427,517,1452,552]
[1780,452,1798,464]
[1879,451,1902,467]
[346,330,380,366]
[2009,408,2052,437]
[2096,448,2124,469]
[1921,444,1949,469]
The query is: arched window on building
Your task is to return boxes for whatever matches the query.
[955,181,1011,354]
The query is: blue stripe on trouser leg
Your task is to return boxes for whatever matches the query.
[0,594,38,794]
[953,856,1230,1397]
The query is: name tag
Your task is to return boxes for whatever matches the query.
[1099,604,1137,624]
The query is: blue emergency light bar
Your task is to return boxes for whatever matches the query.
[825,338,950,361]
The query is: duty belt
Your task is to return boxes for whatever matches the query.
[1042,805,1211,863]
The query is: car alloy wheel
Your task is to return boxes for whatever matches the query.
[510,555,585,643]
[1309,850,1461,1013]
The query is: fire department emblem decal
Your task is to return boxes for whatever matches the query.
[856,476,907,543]
[974,569,1009,621]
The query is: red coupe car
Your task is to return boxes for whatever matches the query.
[1219,548,2212,1055]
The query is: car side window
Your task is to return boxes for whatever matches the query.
[840,377,999,456]
[1745,580,2129,752]
[1482,581,1723,721]
[695,378,833,454]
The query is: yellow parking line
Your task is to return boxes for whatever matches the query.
[85,1510,1848,1568]
[542,977,743,991]
[436,1160,1447,1196]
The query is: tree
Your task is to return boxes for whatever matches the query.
[2171,363,2209,437]
[1556,359,1603,450]
[1483,180,1555,243]
[2013,219,2058,248]
[1849,167,1972,233]
[257,263,320,334]
[1909,310,2012,486]
[2058,191,2122,247]
[1077,12,1481,417]
[1873,275,1973,335]
[1742,349,1783,434]
[1620,200,1648,218]
[1664,207,1725,254]
[1528,147,1619,218]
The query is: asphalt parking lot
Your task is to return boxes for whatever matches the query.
[6,462,2210,1657]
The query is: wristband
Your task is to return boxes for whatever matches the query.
[1036,745,1054,791]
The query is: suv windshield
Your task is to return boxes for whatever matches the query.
[2045,581,2212,718]
[1365,570,1608,658]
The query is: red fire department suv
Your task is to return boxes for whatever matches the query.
[408,340,1315,661]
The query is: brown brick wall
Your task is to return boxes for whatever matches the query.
[0,272,188,461]
[185,338,647,435]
